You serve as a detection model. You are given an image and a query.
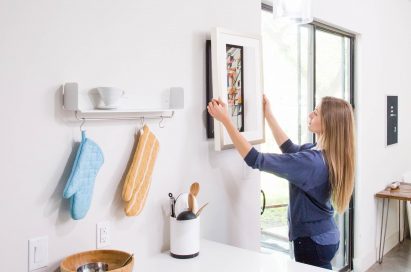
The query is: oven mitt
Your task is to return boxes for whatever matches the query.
[63,130,104,220]
[122,125,159,216]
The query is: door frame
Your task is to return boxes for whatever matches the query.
[261,3,356,271]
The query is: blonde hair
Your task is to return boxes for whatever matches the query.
[318,97,355,214]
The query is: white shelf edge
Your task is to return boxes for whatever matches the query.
[76,108,175,114]
[62,82,184,114]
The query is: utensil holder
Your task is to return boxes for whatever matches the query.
[170,216,200,259]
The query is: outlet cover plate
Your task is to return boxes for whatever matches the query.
[96,221,110,248]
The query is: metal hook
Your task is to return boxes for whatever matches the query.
[80,118,86,131]
[159,116,165,128]
[140,117,145,128]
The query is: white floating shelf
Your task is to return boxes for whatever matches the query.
[62,82,184,119]
[76,108,171,114]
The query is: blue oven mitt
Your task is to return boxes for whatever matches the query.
[63,131,104,220]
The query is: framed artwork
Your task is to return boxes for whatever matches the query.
[226,44,244,132]
[207,28,265,151]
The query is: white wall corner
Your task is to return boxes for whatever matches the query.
[353,248,375,272]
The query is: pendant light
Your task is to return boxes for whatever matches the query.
[273,0,313,24]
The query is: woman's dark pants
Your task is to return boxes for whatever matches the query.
[293,237,339,270]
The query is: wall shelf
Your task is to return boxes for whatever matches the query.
[62,82,184,122]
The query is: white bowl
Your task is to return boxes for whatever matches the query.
[97,87,124,108]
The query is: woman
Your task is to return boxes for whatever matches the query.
[207,95,355,270]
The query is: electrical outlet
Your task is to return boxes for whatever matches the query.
[28,236,48,271]
[96,222,110,248]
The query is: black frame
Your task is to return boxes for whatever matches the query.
[206,41,246,138]
[261,4,356,271]
[206,40,214,138]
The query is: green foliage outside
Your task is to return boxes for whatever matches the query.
[261,174,289,230]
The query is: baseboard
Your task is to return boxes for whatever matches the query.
[353,232,400,272]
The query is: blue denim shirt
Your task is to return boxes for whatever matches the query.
[308,145,340,245]
[244,139,339,244]
[311,228,340,245]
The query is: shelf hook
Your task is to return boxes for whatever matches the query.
[80,118,86,131]
[140,117,145,128]
[159,116,165,128]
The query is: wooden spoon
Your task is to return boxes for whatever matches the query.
[190,182,200,197]
[120,253,133,268]
[188,193,195,212]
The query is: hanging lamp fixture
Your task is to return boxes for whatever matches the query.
[273,0,313,24]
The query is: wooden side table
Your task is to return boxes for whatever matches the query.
[375,182,411,264]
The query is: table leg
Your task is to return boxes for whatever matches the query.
[378,198,390,264]
[399,200,403,244]
[405,201,407,243]
[399,200,406,244]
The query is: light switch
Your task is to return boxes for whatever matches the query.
[28,236,48,271]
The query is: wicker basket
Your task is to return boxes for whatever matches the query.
[60,249,134,272]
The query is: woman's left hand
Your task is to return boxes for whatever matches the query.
[207,98,230,124]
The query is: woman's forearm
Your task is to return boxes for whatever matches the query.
[265,112,289,147]
[222,119,252,158]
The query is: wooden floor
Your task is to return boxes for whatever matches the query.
[366,239,411,272]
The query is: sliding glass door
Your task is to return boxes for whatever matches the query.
[261,5,355,271]
[304,22,355,272]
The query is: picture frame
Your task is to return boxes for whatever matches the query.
[206,40,214,139]
[206,40,244,139]
[207,28,265,151]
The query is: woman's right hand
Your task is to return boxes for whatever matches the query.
[263,94,273,119]
[262,94,289,146]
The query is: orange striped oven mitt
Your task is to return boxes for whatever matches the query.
[122,125,159,216]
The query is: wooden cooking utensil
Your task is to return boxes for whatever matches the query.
[188,193,195,212]
[190,182,200,197]
[120,254,134,268]
[195,202,209,217]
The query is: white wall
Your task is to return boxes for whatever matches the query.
[1,0,411,272]
[0,1,261,271]
[312,0,411,271]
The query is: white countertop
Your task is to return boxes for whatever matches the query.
[139,239,328,272]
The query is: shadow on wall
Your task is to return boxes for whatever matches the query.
[43,141,80,231]
[205,117,247,245]
[107,133,141,221]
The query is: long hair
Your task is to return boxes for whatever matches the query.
[317,97,355,214]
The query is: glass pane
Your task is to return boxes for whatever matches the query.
[298,25,313,144]
[261,10,302,255]
[315,29,351,103]
[315,28,352,271]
